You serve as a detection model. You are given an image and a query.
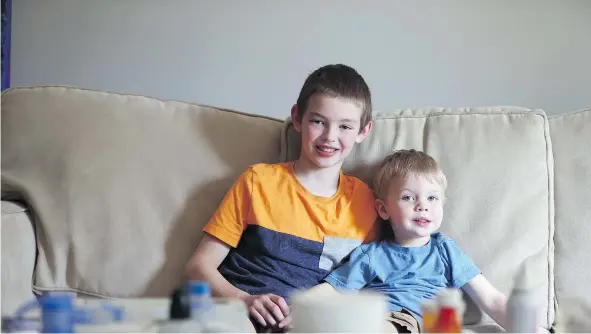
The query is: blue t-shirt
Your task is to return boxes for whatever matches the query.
[323,233,481,322]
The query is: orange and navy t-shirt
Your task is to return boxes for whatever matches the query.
[203,162,378,300]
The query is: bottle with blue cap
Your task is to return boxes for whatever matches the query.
[7,291,125,333]
[158,286,202,333]
[40,292,76,333]
[187,281,213,323]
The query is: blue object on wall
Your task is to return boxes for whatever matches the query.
[2,0,12,91]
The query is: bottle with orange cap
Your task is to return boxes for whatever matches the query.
[432,288,465,333]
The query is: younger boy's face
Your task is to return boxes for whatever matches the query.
[291,93,371,171]
[376,175,444,247]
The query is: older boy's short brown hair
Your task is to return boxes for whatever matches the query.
[295,64,372,130]
[373,149,448,200]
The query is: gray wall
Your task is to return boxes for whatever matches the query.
[10,0,591,118]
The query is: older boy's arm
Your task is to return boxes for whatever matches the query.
[185,233,249,299]
[462,274,508,329]
[186,234,290,328]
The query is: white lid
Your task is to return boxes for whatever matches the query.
[421,299,438,313]
[513,249,547,290]
[436,288,463,307]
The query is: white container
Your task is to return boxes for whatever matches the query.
[506,251,546,333]
[290,290,387,333]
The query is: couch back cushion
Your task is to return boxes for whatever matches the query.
[281,107,555,328]
[1,86,283,298]
[549,109,591,331]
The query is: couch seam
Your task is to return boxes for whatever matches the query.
[548,108,591,119]
[32,285,117,299]
[542,111,556,329]
[1,85,285,124]
[370,111,542,119]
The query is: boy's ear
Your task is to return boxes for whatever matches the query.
[355,120,372,143]
[375,198,389,220]
[291,104,302,132]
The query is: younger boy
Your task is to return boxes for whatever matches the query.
[302,149,509,333]
[185,64,378,332]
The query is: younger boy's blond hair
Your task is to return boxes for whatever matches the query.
[373,149,448,200]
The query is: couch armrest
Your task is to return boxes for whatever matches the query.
[1,200,37,316]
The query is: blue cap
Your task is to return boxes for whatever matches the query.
[39,292,75,333]
[39,292,74,312]
[187,281,210,295]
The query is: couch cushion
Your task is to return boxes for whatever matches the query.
[1,201,37,315]
[549,109,591,332]
[281,107,555,328]
[1,86,283,298]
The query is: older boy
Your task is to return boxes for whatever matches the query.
[185,64,378,332]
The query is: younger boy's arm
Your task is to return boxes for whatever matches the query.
[463,275,550,333]
[462,274,508,329]
[305,282,339,296]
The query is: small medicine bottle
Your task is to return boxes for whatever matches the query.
[421,299,438,333]
[433,288,463,333]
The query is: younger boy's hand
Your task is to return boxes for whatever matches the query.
[244,294,290,328]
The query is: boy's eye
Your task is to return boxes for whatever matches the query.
[428,196,438,201]
[310,119,323,125]
[340,125,353,130]
[401,195,414,201]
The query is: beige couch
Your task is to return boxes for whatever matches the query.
[1,86,589,331]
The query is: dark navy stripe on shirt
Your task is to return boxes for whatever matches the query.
[218,225,329,301]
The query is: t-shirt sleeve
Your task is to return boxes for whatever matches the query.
[202,168,253,248]
[440,237,482,288]
[323,244,376,290]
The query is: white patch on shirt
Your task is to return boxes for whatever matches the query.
[319,236,363,271]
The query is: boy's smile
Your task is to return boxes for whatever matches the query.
[315,143,339,157]
[412,217,432,227]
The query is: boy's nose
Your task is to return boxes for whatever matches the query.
[323,127,337,142]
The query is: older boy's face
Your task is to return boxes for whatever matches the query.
[292,93,371,170]
[376,175,444,247]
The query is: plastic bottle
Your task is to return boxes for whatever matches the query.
[40,292,75,333]
[7,292,127,333]
[420,299,438,333]
[433,288,463,333]
[159,287,202,333]
[187,281,213,323]
[506,251,545,333]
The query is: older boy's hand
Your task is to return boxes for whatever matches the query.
[277,314,293,329]
[244,294,290,327]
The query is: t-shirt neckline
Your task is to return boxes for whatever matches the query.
[287,161,345,203]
